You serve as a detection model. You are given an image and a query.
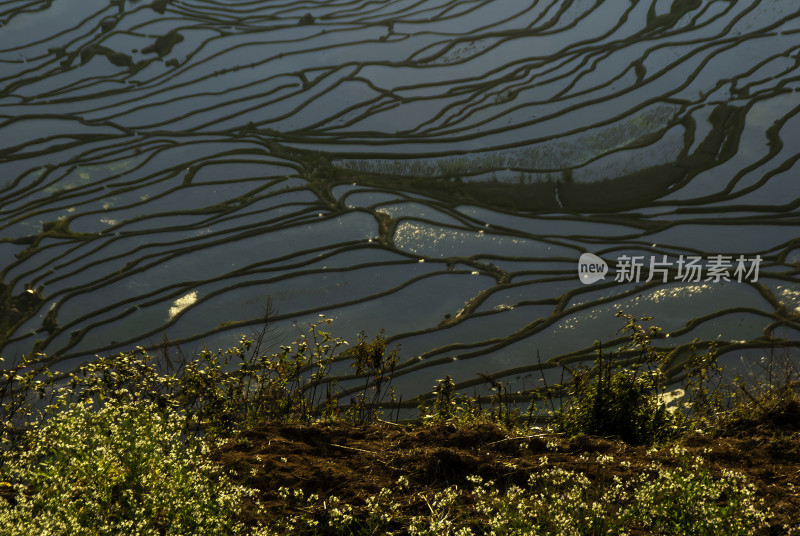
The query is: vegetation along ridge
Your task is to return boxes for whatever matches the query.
[0,312,799,535]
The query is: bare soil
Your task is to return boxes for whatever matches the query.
[212,416,800,534]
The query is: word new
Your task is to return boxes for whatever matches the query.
[577,253,763,285]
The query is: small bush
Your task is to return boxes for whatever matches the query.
[553,312,685,444]
[466,451,767,536]
[178,315,350,435]
[0,399,253,535]
[419,375,459,423]
[621,447,769,536]
[345,329,399,424]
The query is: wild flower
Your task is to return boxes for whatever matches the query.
[0,399,253,535]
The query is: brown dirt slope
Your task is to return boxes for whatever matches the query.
[212,419,800,532]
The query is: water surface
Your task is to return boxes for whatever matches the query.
[1,0,799,402]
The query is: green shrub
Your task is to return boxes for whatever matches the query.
[0,352,52,449]
[683,339,724,426]
[345,329,399,424]
[621,447,769,536]
[553,312,685,444]
[465,451,768,536]
[0,399,254,536]
[178,315,349,434]
[419,375,459,423]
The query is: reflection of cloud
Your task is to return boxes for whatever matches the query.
[169,291,198,319]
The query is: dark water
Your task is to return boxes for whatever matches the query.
[1,0,799,400]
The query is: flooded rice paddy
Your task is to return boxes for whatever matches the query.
[1,0,799,401]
